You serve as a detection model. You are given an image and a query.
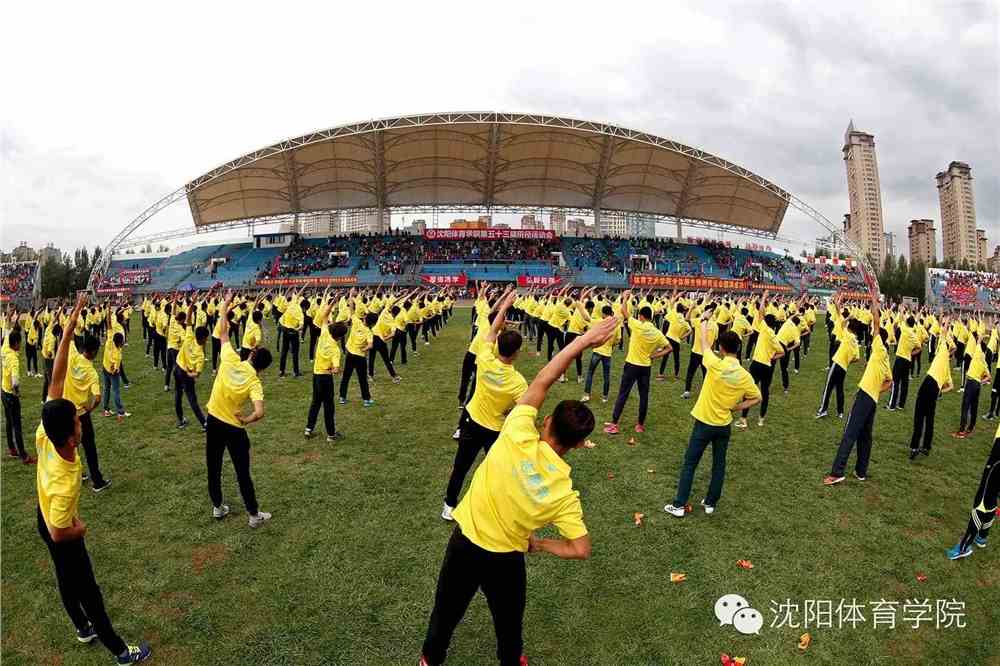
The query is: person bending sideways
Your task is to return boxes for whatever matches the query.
[441,288,526,521]
[174,301,210,430]
[36,294,151,664]
[824,291,892,486]
[204,291,274,528]
[305,292,347,442]
[420,315,619,666]
[604,292,670,435]
[665,321,761,517]
[947,422,999,560]
[908,330,954,459]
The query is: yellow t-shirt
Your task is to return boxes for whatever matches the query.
[833,332,860,370]
[966,339,990,384]
[177,328,205,375]
[858,336,892,401]
[35,422,82,530]
[691,349,761,426]
[41,328,57,360]
[896,325,919,360]
[241,321,262,350]
[206,345,264,429]
[624,318,668,367]
[313,327,342,375]
[2,347,19,393]
[466,346,528,431]
[346,317,373,357]
[590,316,621,358]
[64,346,99,413]
[751,320,781,367]
[167,319,185,350]
[926,340,952,390]
[102,339,121,374]
[548,303,571,329]
[452,405,588,553]
[693,319,719,354]
[776,319,800,348]
[279,302,304,330]
[665,309,692,343]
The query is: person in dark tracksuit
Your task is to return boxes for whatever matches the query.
[947,426,1000,559]
[824,295,892,486]
[909,332,954,459]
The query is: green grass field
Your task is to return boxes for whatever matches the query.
[2,308,998,665]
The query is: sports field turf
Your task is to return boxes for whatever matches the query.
[2,307,998,665]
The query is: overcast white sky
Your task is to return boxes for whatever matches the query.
[2,1,997,259]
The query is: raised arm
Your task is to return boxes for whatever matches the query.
[486,288,517,345]
[218,291,234,346]
[49,294,87,401]
[518,316,619,409]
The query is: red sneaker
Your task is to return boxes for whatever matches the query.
[603,423,620,435]
[635,423,646,433]
[22,456,37,465]
[952,431,967,439]
[520,657,529,666]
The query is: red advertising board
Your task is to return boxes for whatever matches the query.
[419,274,468,286]
[96,287,133,295]
[256,276,358,287]
[423,229,555,241]
[517,275,561,287]
[629,275,748,290]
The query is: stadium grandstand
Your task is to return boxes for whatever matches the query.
[926,267,1000,311]
[0,260,41,306]
[89,112,877,293]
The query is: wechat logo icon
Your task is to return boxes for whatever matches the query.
[715,594,763,635]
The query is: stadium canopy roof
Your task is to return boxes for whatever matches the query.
[184,112,790,234]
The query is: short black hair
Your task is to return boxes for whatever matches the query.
[176,311,187,323]
[550,400,595,448]
[250,347,273,371]
[328,322,348,340]
[252,310,263,323]
[195,326,210,344]
[364,312,378,328]
[718,330,741,354]
[497,330,523,357]
[42,398,77,447]
[602,305,613,317]
[7,330,20,349]
[639,306,653,319]
[82,335,100,355]
[113,332,124,347]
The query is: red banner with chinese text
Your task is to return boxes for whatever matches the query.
[256,276,358,287]
[517,275,561,287]
[419,274,468,286]
[423,229,555,241]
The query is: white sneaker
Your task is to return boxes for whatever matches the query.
[213,504,231,519]
[441,503,454,521]
[248,511,272,528]
[452,428,461,440]
[664,504,686,518]
[581,394,591,403]
[577,376,583,384]
[701,499,715,515]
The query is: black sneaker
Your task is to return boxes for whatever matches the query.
[92,479,112,493]
[177,419,189,429]
[116,641,152,664]
[909,449,919,460]
[327,432,344,442]
[76,623,97,643]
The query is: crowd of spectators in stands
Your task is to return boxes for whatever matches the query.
[421,237,560,264]
[931,269,1000,308]
[265,238,351,278]
[565,237,624,273]
[1,262,37,297]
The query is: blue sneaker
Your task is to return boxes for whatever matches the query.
[975,535,988,548]
[76,624,97,643]
[116,641,152,664]
[363,400,375,407]
[946,543,973,560]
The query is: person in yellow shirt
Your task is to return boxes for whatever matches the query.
[369,297,402,384]
[278,288,305,378]
[2,328,34,463]
[664,318,761,517]
[174,303,210,430]
[305,295,347,442]
[683,302,719,398]
[776,314,802,394]
[909,326,954,458]
[40,318,60,404]
[36,293,152,664]
[65,331,111,492]
[738,293,785,430]
[582,305,622,403]
[657,296,690,380]
[817,314,864,419]
[241,307,264,361]
[389,293,413,367]
[339,306,375,406]
[163,298,187,392]
[887,315,920,410]
[205,291,273,528]
[825,292,892,485]
[956,330,991,438]
[442,289,526,520]
[564,288,596,382]
[153,300,169,370]
[604,291,671,435]
[421,314,618,666]
[24,313,40,377]
[99,325,128,420]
